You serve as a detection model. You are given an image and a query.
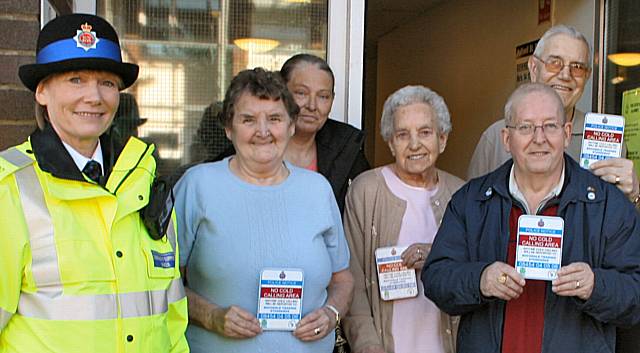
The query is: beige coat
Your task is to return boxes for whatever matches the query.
[343,166,464,353]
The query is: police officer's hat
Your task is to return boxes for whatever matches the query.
[19,13,138,92]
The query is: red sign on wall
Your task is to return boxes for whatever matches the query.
[539,0,551,24]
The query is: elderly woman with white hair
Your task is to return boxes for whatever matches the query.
[343,85,464,353]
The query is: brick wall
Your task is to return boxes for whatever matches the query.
[0,0,40,150]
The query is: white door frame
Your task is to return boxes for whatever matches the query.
[328,0,365,129]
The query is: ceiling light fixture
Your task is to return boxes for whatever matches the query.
[608,53,640,67]
[233,38,280,53]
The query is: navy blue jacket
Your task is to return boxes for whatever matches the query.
[422,155,640,353]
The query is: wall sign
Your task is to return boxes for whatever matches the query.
[516,39,539,85]
[539,0,552,24]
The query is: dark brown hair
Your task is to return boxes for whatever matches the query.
[221,68,300,127]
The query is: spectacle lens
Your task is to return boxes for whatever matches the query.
[508,122,562,135]
[536,56,588,78]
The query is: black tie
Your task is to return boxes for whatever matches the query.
[82,160,102,183]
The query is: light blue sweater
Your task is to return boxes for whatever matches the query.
[175,158,350,353]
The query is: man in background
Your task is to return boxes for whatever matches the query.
[467,25,640,210]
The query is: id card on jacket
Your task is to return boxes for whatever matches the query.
[375,246,418,301]
[515,215,564,281]
[257,268,304,331]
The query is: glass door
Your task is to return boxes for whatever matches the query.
[599,0,640,114]
[95,0,331,174]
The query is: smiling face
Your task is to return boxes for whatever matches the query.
[286,63,334,136]
[35,70,121,153]
[225,92,295,172]
[529,33,590,114]
[502,91,571,179]
[387,102,448,187]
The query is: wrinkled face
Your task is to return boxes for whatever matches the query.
[225,92,295,169]
[388,102,447,181]
[286,64,334,135]
[529,34,590,113]
[35,70,121,148]
[502,92,571,178]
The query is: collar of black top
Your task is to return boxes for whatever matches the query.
[18,13,138,92]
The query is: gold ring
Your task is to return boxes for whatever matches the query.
[417,249,422,259]
[576,280,581,289]
[498,273,507,284]
[615,176,621,184]
[314,327,321,335]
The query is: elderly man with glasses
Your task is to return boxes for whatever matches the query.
[467,25,640,210]
[422,83,640,353]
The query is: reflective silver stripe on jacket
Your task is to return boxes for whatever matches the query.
[0,307,12,331]
[9,146,186,321]
[121,278,185,318]
[18,278,186,320]
[19,291,117,320]
[14,164,62,297]
[166,217,177,251]
[0,147,33,169]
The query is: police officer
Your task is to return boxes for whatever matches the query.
[0,13,188,352]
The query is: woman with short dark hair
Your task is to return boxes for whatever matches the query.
[175,68,354,353]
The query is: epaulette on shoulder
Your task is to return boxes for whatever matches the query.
[0,147,34,181]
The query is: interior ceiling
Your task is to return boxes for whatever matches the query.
[365,0,445,52]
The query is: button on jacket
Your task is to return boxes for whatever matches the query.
[0,126,188,353]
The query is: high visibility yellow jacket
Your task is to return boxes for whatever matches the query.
[0,127,189,353]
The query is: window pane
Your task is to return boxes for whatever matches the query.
[603,0,640,115]
[98,0,328,175]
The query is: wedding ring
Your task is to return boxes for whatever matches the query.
[417,249,422,259]
[498,273,507,284]
[314,327,321,335]
[576,280,581,289]
[615,176,621,184]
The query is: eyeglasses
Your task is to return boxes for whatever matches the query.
[506,122,564,136]
[533,55,589,78]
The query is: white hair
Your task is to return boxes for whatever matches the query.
[380,85,451,141]
[534,25,592,67]
[504,83,565,125]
